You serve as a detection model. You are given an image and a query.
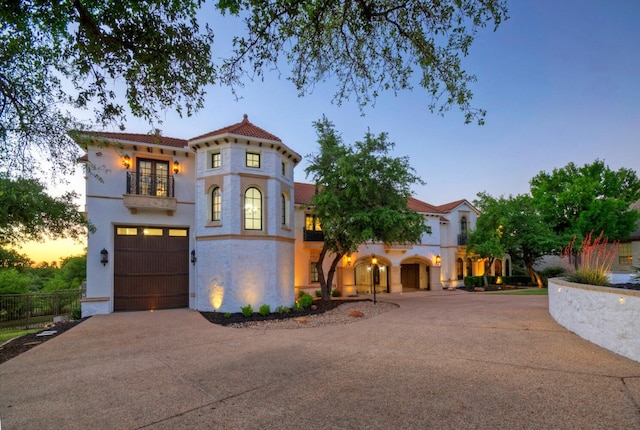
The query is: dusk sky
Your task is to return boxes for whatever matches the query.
[24,0,640,263]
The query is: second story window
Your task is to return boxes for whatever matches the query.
[244,187,262,230]
[211,151,221,168]
[128,158,172,197]
[305,214,322,231]
[460,216,468,235]
[246,152,260,168]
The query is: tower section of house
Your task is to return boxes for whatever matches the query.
[74,131,195,316]
[189,115,301,313]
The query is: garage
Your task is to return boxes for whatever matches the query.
[114,226,189,311]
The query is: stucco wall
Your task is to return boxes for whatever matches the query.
[548,278,640,363]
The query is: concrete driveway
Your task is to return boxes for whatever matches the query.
[1,290,639,429]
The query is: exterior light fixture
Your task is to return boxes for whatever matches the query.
[122,155,131,169]
[346,255,352,266]
[100,248,109,266]
[173,160,180,174]
[371,254,378,305]
[191,249,197,265]
[435,254,441,266]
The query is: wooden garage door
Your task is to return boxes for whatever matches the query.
[114,226,189,311]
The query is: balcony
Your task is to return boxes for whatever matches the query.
[303,229,324,242]
[123,171,177,216]
[458,233,468,246]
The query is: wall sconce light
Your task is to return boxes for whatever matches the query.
[346,255,352,266]
[435,254,441,266]
[173,160,180,174]
[371,254,378,266]
[190,249,196,265]
[100,248,109,266]
[122,155,131,169]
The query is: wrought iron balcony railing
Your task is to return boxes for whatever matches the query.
[126,171,175,197]
[303,229,324,242]
[458,233,468,246]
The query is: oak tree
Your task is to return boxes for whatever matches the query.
[305,116,429,301]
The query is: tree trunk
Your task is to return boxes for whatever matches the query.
[525,263,544,288]
[482,259,493,287]
[316,245,343,302]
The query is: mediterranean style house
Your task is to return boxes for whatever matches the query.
[73,115,510,317]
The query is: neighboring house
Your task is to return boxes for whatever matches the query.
[73,115,507,317]
[611,200,640,273]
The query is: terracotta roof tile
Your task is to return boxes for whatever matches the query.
[79,131,188,148]
[294,182,317,205]
[295,182,444,214]
[190,114,282,142]
[436,199,468,213]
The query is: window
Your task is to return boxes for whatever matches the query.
[281,193,290,226]
[169,229,188,237]
[211,187,221,221]
[244,187,262,230]
[466,258,473,277]
[310,262,319,283]
[457,258,464,280]
[136,159,170,197]
[460,216,468,235]
[211,152,221,168]
[143,228,163,236]
[281,161,287,177]
[619,243,633,265]
[116,227,138,236]
[246,152,260,168]
[305,214,322,231]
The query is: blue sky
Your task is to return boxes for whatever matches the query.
[30,0,640,262]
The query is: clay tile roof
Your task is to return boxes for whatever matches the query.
[79,131,188,148]
[436,199,468,213]
[190,114,282,142]
[407,197,442,214]
[295,182,443,215]
[294,182,317,205]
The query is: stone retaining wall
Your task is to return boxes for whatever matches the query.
[548,278,640,363]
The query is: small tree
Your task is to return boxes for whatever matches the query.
[305,117,430,301]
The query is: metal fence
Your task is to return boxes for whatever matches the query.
[0,289,83,330]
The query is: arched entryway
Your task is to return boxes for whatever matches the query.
[400,258,432,292]
[354,259,389,295]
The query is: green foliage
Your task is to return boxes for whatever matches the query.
[218,0,508,124]
[539,266,566,280]
[464,276,488,288]
[530,160,640,241]
[315,290,322,298]
[331,289,341,297]
[296,292,314,309]
[224,312,232,318]
[43,255,86,292]
[501,276,533,286]
[0,176,91,245]
[276,305,291,314]
[0,247,33,268]
[70,307,82,320]
[0,269,31,294]
[305,117,430,300]
[1,1,215,175]
[258,304,271,316]
[240,304,253,317]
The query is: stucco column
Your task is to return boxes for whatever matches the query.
[340,265,356,297]
[389,265,402,293]
[431,266,443,289]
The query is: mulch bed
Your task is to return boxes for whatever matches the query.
[200,298,358,326]
[0,318,90,365]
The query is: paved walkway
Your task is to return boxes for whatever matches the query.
[1,290,639,429]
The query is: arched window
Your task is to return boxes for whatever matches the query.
[466,258,473,277]
[460,216,467,235]
[281,193,290,226]
[244,187,262,230]
[456,258,464,280]
[494,259,503,276]
[211,187,221,221]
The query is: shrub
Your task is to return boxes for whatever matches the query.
[276,305,291,314]
[331,288,341,297]
[224,312,232,318]
[240,304,253,317]
[563,231,618,286]
[297,292,314,308]
[258,304,271,316]
[315,290,322,297]
[70,307,81,320]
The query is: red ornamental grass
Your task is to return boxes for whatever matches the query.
[563,231,619,286]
